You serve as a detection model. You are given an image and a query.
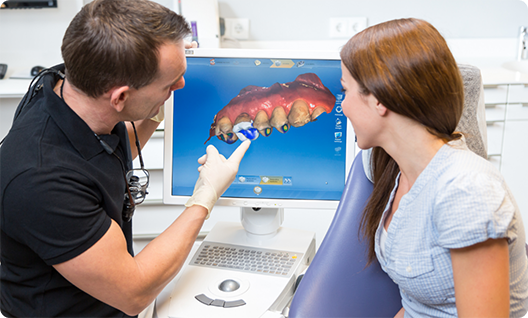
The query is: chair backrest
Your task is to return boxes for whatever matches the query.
[457,64,487,159]
[289,150,401,317]
[289,64,488,318]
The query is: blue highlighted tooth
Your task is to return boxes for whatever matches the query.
[240,128,259,140]
[233,121,259,142]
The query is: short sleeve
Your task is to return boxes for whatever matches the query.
[3,166,112,265]
[433,170,517,249]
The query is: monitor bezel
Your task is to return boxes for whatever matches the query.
[0,0,58,9]
[163,48,354,210]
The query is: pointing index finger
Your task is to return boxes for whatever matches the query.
[227,140,251,165]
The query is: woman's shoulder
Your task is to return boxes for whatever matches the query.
[432,140,518,249]
[438,138,501,182]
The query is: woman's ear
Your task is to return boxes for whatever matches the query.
[375,101,388,116]
[369,95,388,116]
[109,86,130,112]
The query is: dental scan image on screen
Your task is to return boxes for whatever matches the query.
[167,50,347,206]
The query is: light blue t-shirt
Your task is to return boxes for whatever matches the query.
[374,141,528,317]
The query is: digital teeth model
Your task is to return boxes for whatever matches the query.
[205,73,336,144]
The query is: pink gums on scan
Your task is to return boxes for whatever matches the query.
[205,73,336,144]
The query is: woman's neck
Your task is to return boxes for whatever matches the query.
[381,115,446,189]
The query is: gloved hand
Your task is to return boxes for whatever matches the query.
[185,40,198,49]
[185,140,251,218]
[150,105,165,123]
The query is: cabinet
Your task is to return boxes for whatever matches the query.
[483,84,508,170]
[484,83,528,235]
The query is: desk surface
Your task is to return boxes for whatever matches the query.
[0,78,31,98]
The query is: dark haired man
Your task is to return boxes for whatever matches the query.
[0,0,249,316]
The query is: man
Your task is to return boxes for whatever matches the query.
[0,0,250,316]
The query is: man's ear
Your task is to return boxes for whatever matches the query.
[109,86,130,112]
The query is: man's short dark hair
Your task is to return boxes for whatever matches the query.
[61,0,191,98]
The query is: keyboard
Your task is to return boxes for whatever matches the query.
[190,242,303,277]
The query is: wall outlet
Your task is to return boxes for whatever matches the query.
[329,18,349,38]
[224,18,250,40]
[348,17,368,35]
[329,17,367,38]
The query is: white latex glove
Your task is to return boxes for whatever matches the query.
[150,104,165,123]
[185,140,251,218]
[185,40,198,49]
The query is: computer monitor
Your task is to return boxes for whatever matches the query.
[163,48,354,234]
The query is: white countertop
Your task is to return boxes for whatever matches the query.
[457,58,528,85]
[0,78,32,98]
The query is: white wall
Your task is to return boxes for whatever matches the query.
[1,0,527,71]
[218,0,528,41]
[0,0,83,71]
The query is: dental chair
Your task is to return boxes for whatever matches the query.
[289,147,401,318]
[288,65,494,318]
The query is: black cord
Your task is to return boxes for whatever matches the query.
[0,68,64,146]
[14,68,65,123]
[60,74,65,100]
[130,121,145,169]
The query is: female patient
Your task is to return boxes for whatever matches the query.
[340,18,528,317]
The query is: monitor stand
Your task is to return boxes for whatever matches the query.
[161,207,316,318]
[240,207,284,242]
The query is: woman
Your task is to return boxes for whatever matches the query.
[340,18,528,317]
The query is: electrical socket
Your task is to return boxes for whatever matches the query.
[224,18,249,40]
[348,17,367,35]
[329,18,349,38]
[329,17,367,38]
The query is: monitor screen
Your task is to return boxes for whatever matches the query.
[163,49,354,210]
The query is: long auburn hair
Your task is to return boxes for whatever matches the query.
[340,18,464,264]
